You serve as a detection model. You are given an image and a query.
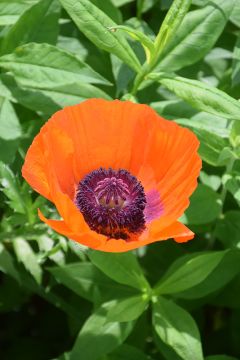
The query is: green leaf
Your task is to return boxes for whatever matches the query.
[108,344,151,360]
[58,0,141,72]
[70,301,135,360]
[91,0,122,24]
[154,250,227,295]
[107,25,155,62]
[0,138,20,164]
[88,251,150,292]
[232,36,240,86]
[215,211,240,248]
[152,73,240,120]
[176,249,240,299]
[222,173,240,207]
[48,262,137,303]
[152,297,204,360]
[0,0,60,55]
[2,73,111,115]
[177,120,229,166]
[0,42,111,86]
[154,0,191,61]
[13,237,42,284]
[177,112,230,138]
[0,162,26,214]
[151,99,197,119]
[183,185,221,225]
[199,172,221,191]
[0,0,37,26]
[230,120,240,148]
[156,0,235,72]
[106,294,148,322]
[0,243,21,283]
[0,97,21,140]
[230,1,240,27]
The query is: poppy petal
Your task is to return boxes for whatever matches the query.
[139,121,201,231]
[38,209,104,248]
[94,221,193,252]
[22,99,201,252]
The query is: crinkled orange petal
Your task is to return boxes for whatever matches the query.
[22,99,201,252]
[137,121,201,231]
[22,132,52,201]
[50,99,157,183]
[94,221,194,252]
[38,209,105,248]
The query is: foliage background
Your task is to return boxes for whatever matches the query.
[1,0,240,359]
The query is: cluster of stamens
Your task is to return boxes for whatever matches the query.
[75,168,146,240]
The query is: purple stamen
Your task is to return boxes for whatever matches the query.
[75,168,147,240]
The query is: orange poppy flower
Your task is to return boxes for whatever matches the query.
[22,99,201,252]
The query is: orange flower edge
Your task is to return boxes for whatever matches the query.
[22,99,201,252]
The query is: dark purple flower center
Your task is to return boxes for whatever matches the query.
[75,168,146,240]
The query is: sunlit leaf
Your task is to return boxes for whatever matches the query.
[70,301,135,360]
[154,250,227,295]
[13,237,42,284]
[0,162,26,214]
[152,297,204,360]
[0,42,112,86]
[156,0,235,72]
[48,262,137,303]
[106,294,149,322]
[0,0,60,55]
[152,73,240,120]
[59,0,141,72]
[88,251,150,291]
[154,0,191,62]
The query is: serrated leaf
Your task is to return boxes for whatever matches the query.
[152,297,204,360]
[0,42,111,86]
[156,0,236,72]
[152,73,240,120]
[176,120,229,166]
[13,237,42,284]
[59,0,141,72]
[1,73,111,115]
[0,161,26,214]
[154,0,191,61]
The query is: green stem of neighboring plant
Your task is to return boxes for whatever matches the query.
[208,156,235,249]
[130,55,158,95]
[220,156,235,210]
